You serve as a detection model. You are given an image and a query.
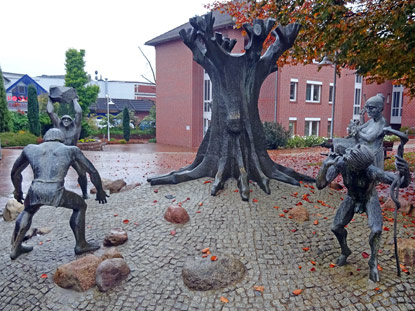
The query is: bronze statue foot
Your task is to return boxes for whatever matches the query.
[82,193,89,200]
[336,252,351,266]
[10,245,34,260]
[368,260,380,282]
[75,242,100,255]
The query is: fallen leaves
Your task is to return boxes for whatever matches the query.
[313,220,319,225]
[329,263,336,268]
[293,289,302,295]
[253,285,264,292]
[170,230,176,236]
[362,252,370,259]
[123,219,129,224]
[302,247,310,252]
[40,274,48,279]
[220,296,229,303]
[211,256,218,261]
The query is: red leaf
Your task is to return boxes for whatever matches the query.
[211,256,218,261]
[40,274,48,279]
[252,199,258,203]
[204,180,212,184]
[310,267,316,272]
[123,219,129,224]
[302,247,310,252]
[383,226,390,231]
[362,252,369,259]
[170,230,176,236]
[293,289,302,295]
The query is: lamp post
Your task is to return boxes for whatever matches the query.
[318,53,337,139]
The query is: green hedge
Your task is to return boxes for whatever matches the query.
[0,131,39,147]
[286,135,327,148]
[263,122,290,149]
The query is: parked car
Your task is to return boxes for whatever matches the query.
[139,120,155,130]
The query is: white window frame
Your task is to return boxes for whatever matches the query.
[306,80,322,103]
[391,85,404,124]
[290,78,298,102]
[328,83,334,104]
[289,117,297,137]
[203,71,212,136]
[304,117,320,136]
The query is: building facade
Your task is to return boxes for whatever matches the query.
[146,11,415,148]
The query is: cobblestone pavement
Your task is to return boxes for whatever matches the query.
[1,177,414,310]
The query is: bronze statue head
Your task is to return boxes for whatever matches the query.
[344,144,374,171]
[365,93,384,119]
[61,115,74,128]
[43,128,65,143]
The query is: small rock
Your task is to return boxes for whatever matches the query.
[288,206,310,222]
[329,182,343,190]
[101,248,124,261]
[398,238,415,267]
[164,205,190,224]
[95,258,130,292]
[3,198,24,221]
[53,255,102,292]
[182,255,246,291]
[103,228,128,246]
[382,197,413,215]
[90,178,127,194]
[38,227,52,235]
[120,183,141,192]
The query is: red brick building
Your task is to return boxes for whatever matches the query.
[146,11,415,148]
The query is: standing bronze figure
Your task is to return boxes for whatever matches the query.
[47,86,89,198]
[10,128,108,260]
[316,144,410,282]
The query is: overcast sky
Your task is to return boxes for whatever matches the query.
[0,0,211,82]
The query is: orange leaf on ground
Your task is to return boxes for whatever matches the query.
[211,256,218,261]
[201,247,210,253]
[204,180,212,184]
[302,247,309,252]
[252,199,258,203]
[198,202,203,206]
[40,274,48,279]
[375,287,380,291]
[329,263,336,268]
[279,214,285,217]
[293,289,302,295]
[274,206,280,209]
[310,260,316,265]
[377,264,382,271]
[113,214,118,217]
[254,285,265,292]
[298,266,302,269]
[314,220,319,225]
[220,296,229,303]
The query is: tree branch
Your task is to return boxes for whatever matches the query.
[243,18,276,61]
[259,23,301,74]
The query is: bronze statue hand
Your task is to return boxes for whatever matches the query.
[13,190,24,204]
[95,189,109,204]
[395,155,409,175]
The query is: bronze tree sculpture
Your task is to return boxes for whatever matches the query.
[149,13,314,200]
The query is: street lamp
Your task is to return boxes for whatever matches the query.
[318,54,337,139]
[106,95,114,141]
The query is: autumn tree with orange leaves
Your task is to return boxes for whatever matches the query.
[209,0,415,95]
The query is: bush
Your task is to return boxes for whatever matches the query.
[10,111,29,132]
[79,120,92,139]
[384,135,400,142]
[0,131,39,147]
[263,122,290,149]
[287,135,327,148]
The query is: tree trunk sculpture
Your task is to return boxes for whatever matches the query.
[148,12,314,201]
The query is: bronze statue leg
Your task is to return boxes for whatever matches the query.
[366,192,383,282]
[60,190,99,255]
[10,201,41,260]
[331,196,355,266]
[72,162,89,199]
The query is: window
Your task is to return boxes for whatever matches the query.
[306,81,322,103]
[392,87,403,117]
[304,118,320,136]
[290,79,298,101]
[329,83,334,103]
[354,88,361,115]
[134,84,139,93]
[289,117,297,136]
[356,75,362,83]
[203,72,212,136]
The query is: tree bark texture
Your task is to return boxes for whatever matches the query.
[148,13,314,201]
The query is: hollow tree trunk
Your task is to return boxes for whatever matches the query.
[148,13,314,201]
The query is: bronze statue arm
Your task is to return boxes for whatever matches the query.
[72,148,108,203]
[316,153,341,190]
[373,156,411,188]
[47,99,60,127]
[10,151,30,203]
[73,98,82,127]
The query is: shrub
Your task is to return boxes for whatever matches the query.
[0,131,39,147]
[122,107,130,141]
[263,122,290,149]
[10,111,29,132]
[287,135,327,148]
[384,135,400,142]
[79,120,92,139]
[148,138,157,143]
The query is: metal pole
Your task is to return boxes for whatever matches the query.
[274,70,278,123]
[330,61,337,139]
[105,78,110,142]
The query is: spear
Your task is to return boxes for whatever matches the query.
[383,127,409,277]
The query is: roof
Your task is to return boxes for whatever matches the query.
[91,98,155,113]
[145,11,234,46]
[6,74,47,94]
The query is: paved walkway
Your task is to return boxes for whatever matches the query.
[0,143,414,310]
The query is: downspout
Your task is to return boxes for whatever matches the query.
[274,69,278,123]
